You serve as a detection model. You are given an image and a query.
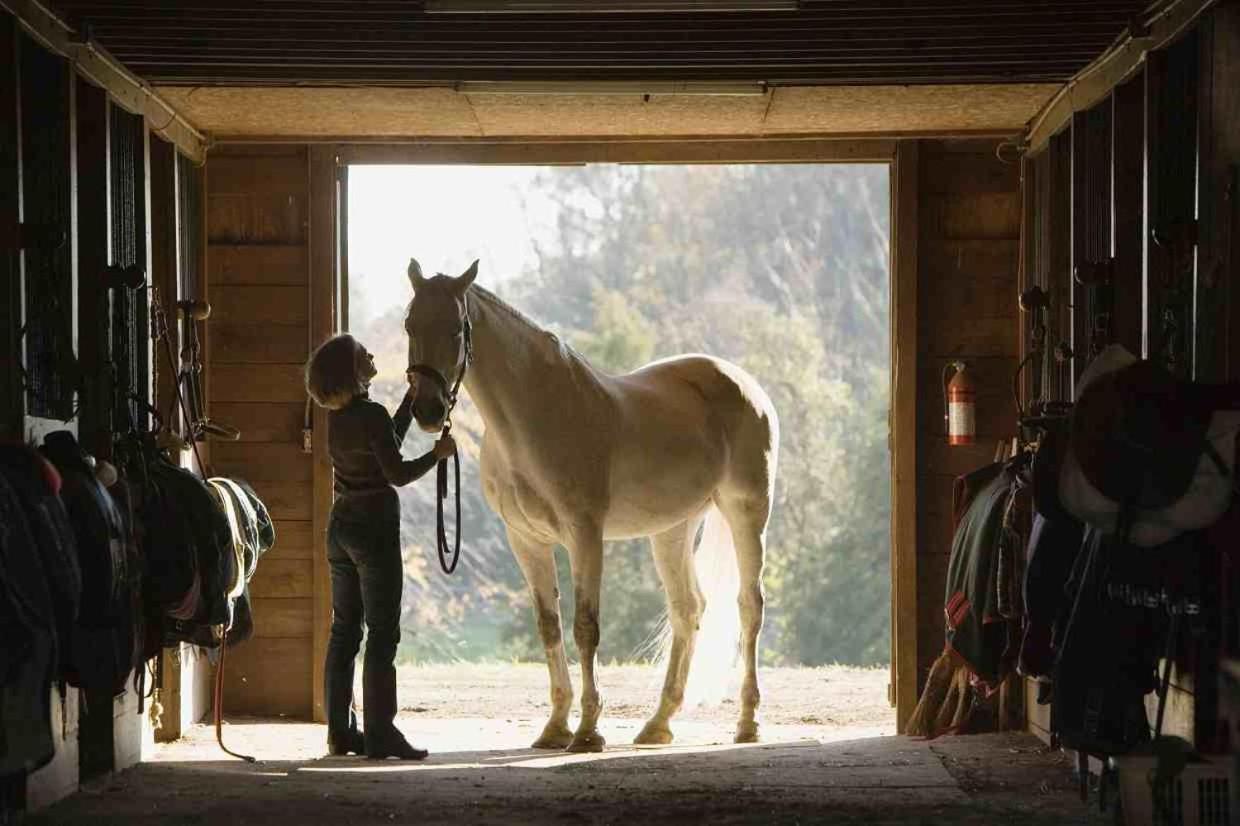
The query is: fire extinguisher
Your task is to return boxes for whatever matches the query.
[943,360,975,446]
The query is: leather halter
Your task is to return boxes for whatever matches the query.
[406,294,473,575]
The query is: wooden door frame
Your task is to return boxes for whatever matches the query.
[307,136,919,728]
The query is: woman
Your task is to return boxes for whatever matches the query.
[305,333,455,760]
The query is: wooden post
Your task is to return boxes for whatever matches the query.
[309,145,339,724]
[0,11,21,440]
[74,77,109,458]
[891,140,919,733]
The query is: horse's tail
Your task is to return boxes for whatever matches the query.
[639,504,741,707]
[685,505,743,706]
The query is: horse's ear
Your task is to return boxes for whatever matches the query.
[453,259,479,295]
[407,258,427,291]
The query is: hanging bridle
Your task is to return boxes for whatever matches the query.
[406,295,473,575]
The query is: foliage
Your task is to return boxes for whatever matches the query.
[352,163,891,667]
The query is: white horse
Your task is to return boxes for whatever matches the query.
[403,258,779,752]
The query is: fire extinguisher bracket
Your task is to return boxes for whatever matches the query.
[943,360,977,446]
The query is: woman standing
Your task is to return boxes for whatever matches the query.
[305,333,455,760]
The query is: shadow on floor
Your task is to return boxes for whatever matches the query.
[28,724,1111,826]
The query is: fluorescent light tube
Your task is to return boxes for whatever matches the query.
[425,1,797,12]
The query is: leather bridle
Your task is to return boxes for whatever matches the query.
[406,295,473,575]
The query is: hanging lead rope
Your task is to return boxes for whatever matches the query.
[410,298,473,576]
[435,422,463,575]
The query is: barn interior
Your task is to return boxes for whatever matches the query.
[1,1,1239,824]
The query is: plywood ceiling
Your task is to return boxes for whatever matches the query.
[155,83,1058,141]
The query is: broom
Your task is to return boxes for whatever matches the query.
[906,647,973,738]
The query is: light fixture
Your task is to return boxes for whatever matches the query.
[454,80,769,96]
[425,0,797,12]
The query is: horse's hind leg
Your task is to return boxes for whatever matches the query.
[635,517,705,746]
[718,495,770,744]
[508,527,574,750]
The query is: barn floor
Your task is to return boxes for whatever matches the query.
[28,723,1108,826]
[30,665,1109,825]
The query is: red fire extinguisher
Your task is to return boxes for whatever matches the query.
[943,360,976,446]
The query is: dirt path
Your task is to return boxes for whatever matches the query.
[394,662,894,730]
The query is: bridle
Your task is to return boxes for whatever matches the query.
[406,295,473,575]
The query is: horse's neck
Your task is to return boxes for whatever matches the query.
[464,287,591,435]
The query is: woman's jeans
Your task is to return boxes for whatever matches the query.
[325,490,403,748]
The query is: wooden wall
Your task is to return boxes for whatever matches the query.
[0,7,205,812]
[1018,3,1240,749]
[205,146,317,718]
[913,140,1022,691]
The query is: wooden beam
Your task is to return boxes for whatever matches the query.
[338,138,897,165]
[0,0,206,162]
[0,12,20,440]
[891,140,918,733]
[308,145,338,725]
[1025,0,1219,153]
[74,77,109,458]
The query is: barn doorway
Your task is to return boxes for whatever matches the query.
[342,160,894,744]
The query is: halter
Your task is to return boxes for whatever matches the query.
[406,295,473,575]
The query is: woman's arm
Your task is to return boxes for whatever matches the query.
[368,405,437,486]
[391,391,415,444]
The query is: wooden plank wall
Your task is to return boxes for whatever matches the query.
[0,11,20,441]
[205,146,316,717]
[914,139,1021,692]
[1018,4,1240,750]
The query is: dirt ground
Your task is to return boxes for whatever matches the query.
[392,662,895,730]
[30,664,1112,826]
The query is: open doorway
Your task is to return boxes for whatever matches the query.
[345,161,893,740]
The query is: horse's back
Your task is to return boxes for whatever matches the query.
[619,354,778,435]
[593,354,777,538]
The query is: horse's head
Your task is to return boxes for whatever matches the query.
[404,257,478,432]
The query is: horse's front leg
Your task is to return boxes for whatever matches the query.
[508,527,574,750]
[566,527,606,753]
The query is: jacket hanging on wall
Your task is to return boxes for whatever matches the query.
[40,431,134,694]
[943,459,1027,692]
[0,468,57,776]
[0,444,81,677]
[1048,527,1161,757]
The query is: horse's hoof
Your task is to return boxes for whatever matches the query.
[566,730,606,753]
[531,723,573,750]
[633,722,674,746]
[734,722,761,744]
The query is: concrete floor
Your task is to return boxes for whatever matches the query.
[30,718,1111,825]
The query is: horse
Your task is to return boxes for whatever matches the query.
[403,258,779,752]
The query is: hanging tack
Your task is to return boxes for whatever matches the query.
[94,459,118,488]
[149,688,164,731]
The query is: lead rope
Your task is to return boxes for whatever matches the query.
[152,291,254,762]
[435,308,472,575]
[435,425,462,575]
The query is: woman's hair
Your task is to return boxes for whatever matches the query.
[306,333,365,410]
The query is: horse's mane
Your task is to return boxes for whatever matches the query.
[469,284,541,331]
[469,284,580,366]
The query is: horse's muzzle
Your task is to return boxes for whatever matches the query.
[414,398,448,432]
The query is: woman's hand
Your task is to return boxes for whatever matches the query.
[405,372,420,400]
[432,434,457,460]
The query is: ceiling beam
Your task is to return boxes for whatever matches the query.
[2,0,206,161]
[1024,0,1219,152]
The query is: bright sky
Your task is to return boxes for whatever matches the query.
[347,165,555,327]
